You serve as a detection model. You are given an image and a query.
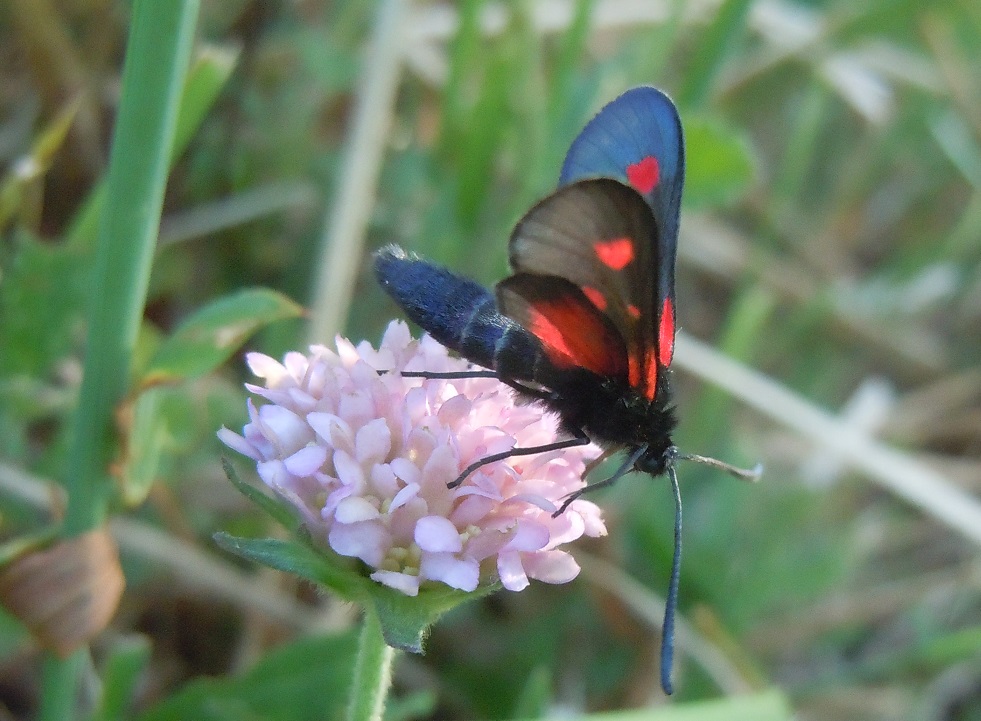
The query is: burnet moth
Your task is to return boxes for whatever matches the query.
[374,86,761,694]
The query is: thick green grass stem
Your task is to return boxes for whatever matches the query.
[44,2,199,718]
[64,0,199,536]
[346,609,396,721]
[38,651,86,721]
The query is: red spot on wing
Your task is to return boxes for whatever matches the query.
[658,297,675,367]
[594,237,635,270]
[581,286,607,311]
[626,304,641,320]
[629,349,659,401]
[527,297,625,376]
[626,156,660,194]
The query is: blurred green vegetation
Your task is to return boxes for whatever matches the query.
[1,0,980,719]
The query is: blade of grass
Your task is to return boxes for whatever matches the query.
[41,2,199,719]
[678,0,753,108]
[64,45,237,253]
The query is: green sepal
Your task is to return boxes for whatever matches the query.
[368,580,498,653]
[213,528,493,655]
[221,457,299,531]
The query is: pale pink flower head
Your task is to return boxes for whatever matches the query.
[219,321,606,597]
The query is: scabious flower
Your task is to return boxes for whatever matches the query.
[219,321,606,597]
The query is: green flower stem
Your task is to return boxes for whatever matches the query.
[347,609,396,721]
[38,652,86,721]
[41,2,199,719]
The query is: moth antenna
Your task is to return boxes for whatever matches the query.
[677,453,763,483]
[660,461,683,695]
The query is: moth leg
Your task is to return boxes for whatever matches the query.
[398,370,498,379]
[553,444,647,517]
[447,426,591,489]
[388,369,557,405]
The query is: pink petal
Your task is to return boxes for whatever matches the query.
[420,444,458,491]
[284,445,327,476]
[381,320,412,354]
[335,335,360,365]
[333,450,365,487]
[257,459,289,488]
[370,570,420,596]
[545,512,585,547]
[335,496,380,523]
[503,520,549,552]
[436,393,472,426]
[322,484,353,517]
[450,495,495,526]
[573,500,608,537]
[328,521,389,566]
[464,528,508,562]
[217,427,259,460]
[355,418,392,465]
[389,482,420,512]
[281,351,309,380]
[502,492,555,512]
[369,463,400,498]
[497,550,529,591]
[415,516,462,553]
[306,412,354,453]
[339,391,374,426]
[389,458,420,486]
[246,352,287,382]
[419,552,479,592]
[523,550,580,584]
[257,405,310,455]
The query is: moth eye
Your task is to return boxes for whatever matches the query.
[581,285,607,311]
[626,155,659,194]
[593,237,635,270]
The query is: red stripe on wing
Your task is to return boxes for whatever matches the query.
[527,295,626,377]
[658,297,675,367]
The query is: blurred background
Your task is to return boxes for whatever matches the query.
[1,0,980,719]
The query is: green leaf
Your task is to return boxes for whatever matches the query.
[212,532,364,601]
[214,528,494,655]
[141,288,304,385]
[0,526,60,568]
[136,631,359,721]
[683,116,756,209]
[221,457,299,530]
[0,97,81,232]
[119,388,169,506]
[0,232,89,378]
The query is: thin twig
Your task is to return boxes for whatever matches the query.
[673,332,981,547]
[307,0,410,344]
